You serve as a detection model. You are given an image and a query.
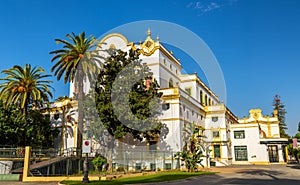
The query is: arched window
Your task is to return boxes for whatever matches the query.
[205,95,208,106]
[208,98,211,106]
[169,78,174,88]
[200,90,203,104]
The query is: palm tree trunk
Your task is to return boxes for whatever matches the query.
[61,107,66,154]
[22,103,28,147]
[77,64,84,156]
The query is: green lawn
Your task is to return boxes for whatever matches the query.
[62,171,215,185]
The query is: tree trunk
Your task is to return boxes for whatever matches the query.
[107,136,115,174]
[107,147,113,174]
[77,64,84,156]
[22,98,28,147]
[61,107,66,154]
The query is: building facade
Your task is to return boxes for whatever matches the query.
[231,109,288,165]
[55,30,288,168]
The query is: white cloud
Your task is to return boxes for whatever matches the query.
[186,0,238,15]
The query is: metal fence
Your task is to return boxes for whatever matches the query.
[28,148,180,176]
[0,146,25,158]
[110,149,180,173]
[0,146,180,176]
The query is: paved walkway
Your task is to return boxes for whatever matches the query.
[155,164,300,185]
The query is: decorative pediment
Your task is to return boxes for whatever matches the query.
[249,109,262,120]
[238,108,279,124]
[129,28,160,56]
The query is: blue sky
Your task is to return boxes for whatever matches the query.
[0,0,300,135]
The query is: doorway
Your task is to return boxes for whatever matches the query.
[268,145,279,162]
[213,145,221,158]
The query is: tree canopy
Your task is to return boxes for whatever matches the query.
[0,101,59,147]
[0,64,53,146]
[0,64,53,111]
[94,48,169,172]
[95,49,167,141]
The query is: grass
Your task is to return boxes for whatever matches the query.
[62,171,215,185]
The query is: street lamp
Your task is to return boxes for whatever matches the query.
[82,119,91,183]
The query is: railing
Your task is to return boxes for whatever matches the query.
[4,147,182,176]
[103,149,180,173]
[0,147,25,158]
[25,148,180,176]
[0,147,82,159]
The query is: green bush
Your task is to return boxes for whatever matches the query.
[92,155,107,172]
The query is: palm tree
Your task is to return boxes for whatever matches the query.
[50,32,101,150]
[0,64,53,146]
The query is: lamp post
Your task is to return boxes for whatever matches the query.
[82,119,90,183]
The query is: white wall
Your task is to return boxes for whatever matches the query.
[231,125,269,164]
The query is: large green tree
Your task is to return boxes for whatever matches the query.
[0,100,24,146]
[95,49,168,172]
[50,32,101,149]
[0,64,53,146]
[0,101,58,147]
[272,95,289,138]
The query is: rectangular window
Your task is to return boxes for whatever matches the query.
[234,146,248,161]
[212,117,218,122]
[185,88,191,96]
[212,131,219,138]
[135,163,141,171]
[234,131,245,139]
[213,145,221,158]
[200,91,203,104]
[164,163,171,170]
[150,163,156,171]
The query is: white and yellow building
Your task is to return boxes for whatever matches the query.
[63,29,288,167]
[231,109,288,165]
[47,98,78,155]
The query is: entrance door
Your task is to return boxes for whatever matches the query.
[268,145,279,162]
[214,145,221,158]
